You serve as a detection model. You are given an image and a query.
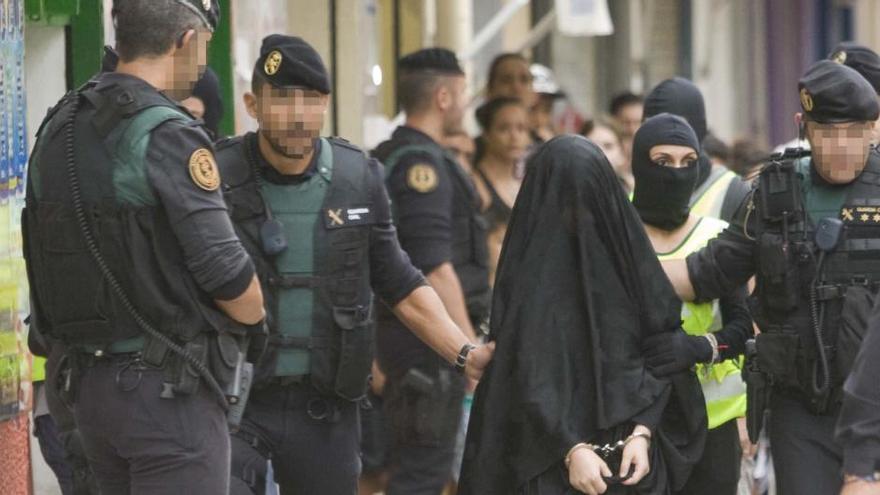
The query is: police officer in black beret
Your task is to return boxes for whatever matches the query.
[23,0,266,493]
[661,60,880,495]
[214,36,493,495]
[371,48,490,494]
[829,42,880,147]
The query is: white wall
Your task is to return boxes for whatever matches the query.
[24,25,67,154]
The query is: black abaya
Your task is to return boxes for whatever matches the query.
[458,135,706,494]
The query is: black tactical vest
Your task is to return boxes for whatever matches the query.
[23,78,243,362]
[751,151,880,400]
[216,134,375,400]
[375,143,490,323]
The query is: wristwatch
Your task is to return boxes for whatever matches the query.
[455,343,476,374]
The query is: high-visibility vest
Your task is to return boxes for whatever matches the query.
[32,356,46,383]
[658,216,747,429]
[690,168,738,220]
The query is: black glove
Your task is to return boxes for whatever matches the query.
[642,329,713,376]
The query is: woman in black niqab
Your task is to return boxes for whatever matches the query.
[458,135,706,494]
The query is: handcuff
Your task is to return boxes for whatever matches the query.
[564,431,652,469]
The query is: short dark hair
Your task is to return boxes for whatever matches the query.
[702,132,730,161]
[397,69,455,115]
[608,91,644,116]
[115,0,205,62]
[475,97,523,131]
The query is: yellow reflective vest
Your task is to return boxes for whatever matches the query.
[690,168,738,220]
[657,216,747,430]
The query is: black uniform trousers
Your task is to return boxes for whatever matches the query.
[769,393,843,495]
[229,381,361,495]
[675,418,741,495]
[72,358,230,495]
[384,361,465,495]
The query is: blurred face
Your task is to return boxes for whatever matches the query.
[441,76,468,135]
[444,133,475,171]
[246,84,329,159]
[649,144,699,168]
[587,125,625,171]
[806,119,875,184]
[484,104,530,163]
[489,58,537,107]
[615,103,643,139]
[168,29,212,99]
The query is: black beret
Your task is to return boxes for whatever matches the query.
[173,0,220,32]
[828,42,880,95]
[399,48,464,75]
[255,35,331,94]
[798,60,879,123]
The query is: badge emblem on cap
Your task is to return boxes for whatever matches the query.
[800,88,814,112]
[189,149,221,191]
[264,51,283,76]
[832,51,847,64]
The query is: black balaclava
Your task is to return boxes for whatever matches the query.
[632,113,701,231]
[643,77,712,186]
[191,68,224,138]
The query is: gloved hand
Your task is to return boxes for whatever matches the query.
[642,329,713,376]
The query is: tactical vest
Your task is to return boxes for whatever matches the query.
[658,217,747,429]
[22,79,243,363]
[216,134,375,401]
[751,151,880,403]
[378,144,490,323]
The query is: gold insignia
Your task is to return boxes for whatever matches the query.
[832,51,847,64]
[842,208,855,221]
[407,164,439,193]
[873,214,880,223]
[264,51,283,76]
[861,213,870,222]
[800,88,814,112]
[328,209,344,226]
[188,148,220,191]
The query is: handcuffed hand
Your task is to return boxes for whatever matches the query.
[620,426,651,486]
[569,447,612,495]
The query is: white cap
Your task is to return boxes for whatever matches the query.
[530,64,564,97]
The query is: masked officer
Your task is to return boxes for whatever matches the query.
[661,60,880,495]
[22,0,266,493]
[643,77,751,222]
[371,48,489,495]
[214,36,493,495]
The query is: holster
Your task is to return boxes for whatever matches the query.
[744,339,771,443]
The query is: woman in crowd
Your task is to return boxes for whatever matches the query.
[632,113,752,495]
[473,97,530,284]
[581,117,632,194]
[459,135,706,495]
[486,52,537,107]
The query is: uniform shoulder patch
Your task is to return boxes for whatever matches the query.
[189,148,221,191]
[407,163,439,193]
